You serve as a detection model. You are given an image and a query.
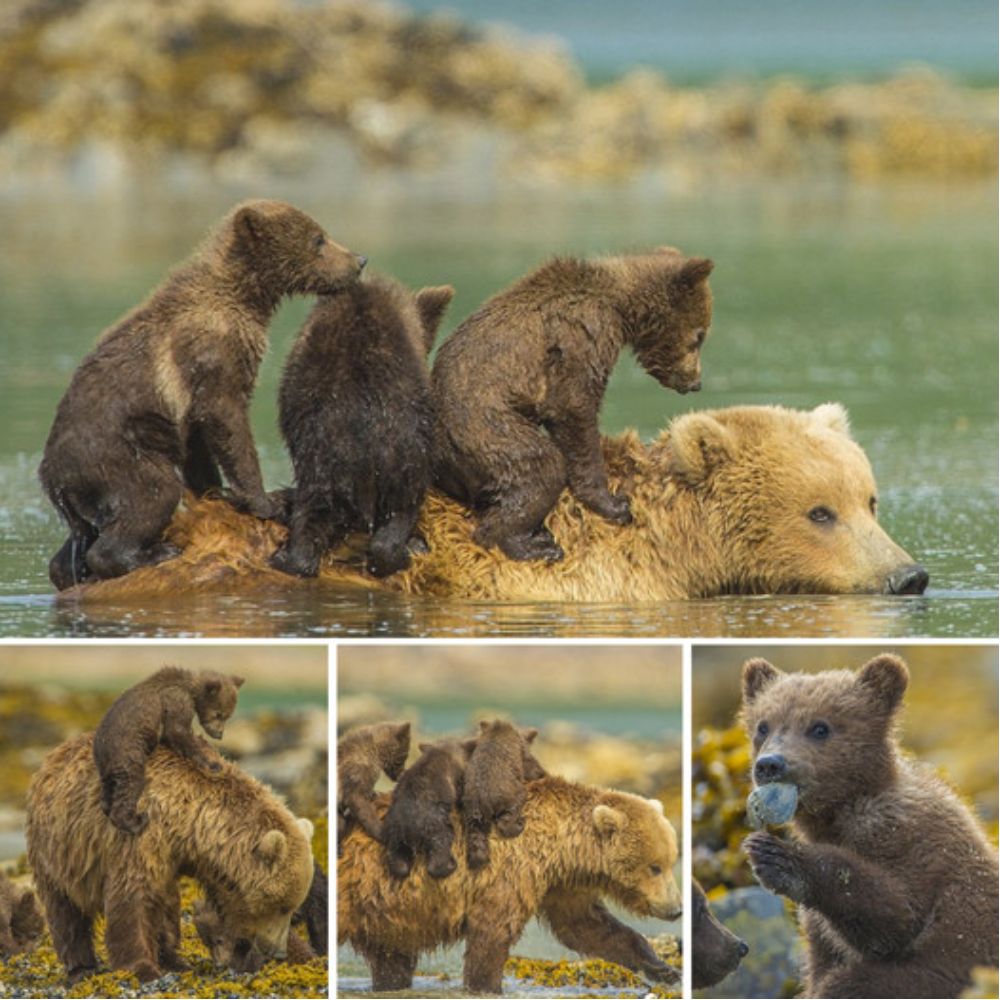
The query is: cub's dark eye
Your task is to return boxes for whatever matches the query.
[808,506,836,525]
[314,234,326,250]
[807,721,830,740]
[694,329,706,348]
[650,864,663,876]
[869,496,878,517]
[756,721,769,738]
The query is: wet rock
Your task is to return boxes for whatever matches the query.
[746,783,797,829]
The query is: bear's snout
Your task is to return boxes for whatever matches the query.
[754,753,788,785]
[886,563,929,596]
[354,253,368,271]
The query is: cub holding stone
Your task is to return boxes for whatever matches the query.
[93,665,243,834]
[39,199,366,590]
[271,273,454,578]
[339,776,681,995]
[382,737,476,879]
[740,654,999,999]
[337,721,411,845]
[432,248,713,562]
[463,719,545,869]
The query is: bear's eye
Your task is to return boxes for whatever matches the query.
[756,721,769,739]
[869,496,878,517]
[649,864,663,876]
[808,506,836,525]
[807,721,831,740]
[314,234,326,250]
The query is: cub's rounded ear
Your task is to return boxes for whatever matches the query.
[230,675,245,689]
[521,727,539,744]
[418,742,433,754]
[461,738,479,757]
[668,412,734,487]
[593,804,626,839]
[394,721,412,741]
[256,829,288,865]
[678,256,714,288]
[856,654,908,714]
[234,205,264,243]
[742,658,781,704]
[646,797,665,816]
[415,285,455,342]
[478,720,491,733]
[811,402,852,438]
[296,817,315,841]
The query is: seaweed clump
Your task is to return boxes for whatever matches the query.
[504,953,680,998]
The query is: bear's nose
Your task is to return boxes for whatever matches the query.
[754,753,788,784]
[737,939,750,958]
[887,564,929,595]
[355,254,368,270]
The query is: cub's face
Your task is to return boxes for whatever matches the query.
[195,672,243,739]
[741,656,907,815]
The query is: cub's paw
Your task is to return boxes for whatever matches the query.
[269,546,319,578]
[597,491,633,525]
[743,831,807,902]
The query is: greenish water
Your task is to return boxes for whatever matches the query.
[0,179,995,637]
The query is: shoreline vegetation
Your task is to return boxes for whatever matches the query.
[0,0,995,191]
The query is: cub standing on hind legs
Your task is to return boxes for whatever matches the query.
[740,654,999,999]
[39,199,366,590]
[432,248,714,562]
[93,666,243,834]
[271,273,453,579]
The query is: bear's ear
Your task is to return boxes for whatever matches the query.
[394,721,411,742]
[811,402,852,438]
[593,804,626,839]
[256,829,288,865]
[742,658,781,704]
[646,797,665,816]
[230,675,245,689]
[296,817,315,841]
[461,738,479,757]
[234,205,265,243]
[668,412,734,487]
[418,741,433,754]
[521,727,539,744]
[478,720,491,733]
[856,654,908,714]
[677,256,714,288]
[415,285,455,349]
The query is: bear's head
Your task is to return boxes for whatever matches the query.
[370,721,412,782]
[612,251,714,395]
[592,791,682,921]
[0,880,44,956]
[740,654,908,817]
[225,199,366,298]
[691,878,748,989]
[664,403,928,596]
[214,815,315,968]
[193,671,243,739]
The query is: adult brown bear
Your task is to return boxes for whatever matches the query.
[58,403,928,603]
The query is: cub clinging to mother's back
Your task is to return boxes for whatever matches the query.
[431,248,713,562]
[272,272,453,579]
[40,199,366,590]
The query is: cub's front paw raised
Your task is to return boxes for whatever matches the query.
[743,831,807,902]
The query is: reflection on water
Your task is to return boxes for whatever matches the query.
[1,588,991,639]
[0,179,995,637]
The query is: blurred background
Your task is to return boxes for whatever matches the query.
[0,0,996,638]
[338,643,682,998]
[691,644,998,999]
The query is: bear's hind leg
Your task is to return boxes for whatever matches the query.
[368,510,420,578]
[356,938,418,992]
[105,767,149,835]
[103,871,162,982]
[36,878,97,981]
[464,897,523,995]
[84,467,182,580]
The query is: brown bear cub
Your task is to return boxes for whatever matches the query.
[463,720,545,869]
[40,199,366,590]
[93,666,243,834]
[431,249,714,562]
[337,721,412,846]
[271,273,454,578]
[0,873,45,958]
[691,879,748,989]
[382,737,476,879]
[741,654,999,999]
